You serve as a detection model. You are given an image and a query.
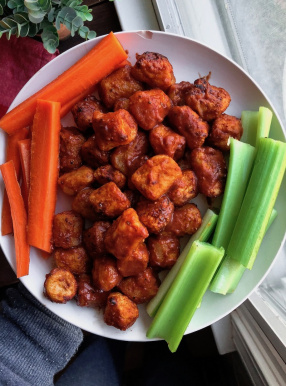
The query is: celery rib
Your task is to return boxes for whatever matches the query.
[146,209,218,318]
[227,138,286,269]
[241,110,259,146]
[146,241,224,353]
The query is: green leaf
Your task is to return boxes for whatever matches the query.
[41,22,58,53]
[74,4,92,21]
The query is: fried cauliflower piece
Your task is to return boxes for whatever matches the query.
[53,210,83,249]
[89,182,130,218]
[54,246,91,275]
[135,195,174,234]
[99,65,144,109]
[93,165,126,189]
[190,146,227,197]
[92,255,122,292]
[59,126,85,173]
[207,114,243,151]
[44,268,77,304]
[76,274,109,308]
[131,52,176,91]
[93,109,138,151]
[147,232,180,269]
[117,242,149,277]
[185,77,231,121]
[167,169,198,207]
[58,166,95,196]
[83,221,111,259]
[130,155,182,201]
[110,131,149,176]
[72,188,100,222]
[167,81,193,106]
[129,89,171,131]
[165,203,202,237]
[104,208,149,260]
[71,95,106,133]
[117,267,160,304]
[104,292,139,331]
[81,135,110,169]
[168,105,209,150]
[149,124,186,161]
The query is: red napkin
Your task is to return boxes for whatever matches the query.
[0,35,59,118]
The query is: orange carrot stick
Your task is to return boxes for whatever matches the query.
[0,32,128,135]
[18,138,31,212]
[28,99,61,253]
[1,127,29,235]
[0,160,30,277]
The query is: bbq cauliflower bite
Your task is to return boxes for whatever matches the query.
[58,166,95,196]
[81,135,110,169]
[89,182,130,218]
[93,165,126,189]
[76,274,109,308]
[165,203,202,237]
[130,155,182,201]
[53,210,83,249]
[207,114,243,151]
[190,146,227,197]
[59,126,85,173]
[167,169,198,207]
[185,77,231,121]
[71,95,106,133]
[72,188,99,222]
[93,109,138,151]
[92,255,122,292]
[110,131,149,176]
[44,268,77,304]
[135,195,174,234]
[99,65,144,109]
[117,242,149,277]
[129,89,172,131]
[83,221,111,259]
[104,292,139,331]
[168,105,210,150]
[117,267,160,304]
[149,124,186,161]
[104,208,149,260]
[54,246,90,275]
[147,233,180,269]
[167,81,193,106]
[131,52,176,91]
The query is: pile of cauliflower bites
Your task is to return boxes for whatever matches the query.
[44,51,243,331]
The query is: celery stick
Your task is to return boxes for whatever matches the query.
[241,110,258,146]
[255,107,273,147]
[146,209,218,317]
[212,138,256,249]
[210,208,278,294]
[227,138,286,269]
[146,241,224,353]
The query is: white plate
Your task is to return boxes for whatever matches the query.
[1,31,286,342]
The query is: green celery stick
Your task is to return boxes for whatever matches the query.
[212,138,256,249]
[210,208,278,294]
[227,138,286,269]
[241,110,259,146]
[146,209,218,318]
[146,241,224,353]
[255,106,273,147]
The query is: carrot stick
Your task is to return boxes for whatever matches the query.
[0,32,128,135]
[18,138,31,211]
[28,99,61,253]
[0,160,30,277]
[1,127,29,235]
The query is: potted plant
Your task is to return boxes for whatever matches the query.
[0,0,97,53]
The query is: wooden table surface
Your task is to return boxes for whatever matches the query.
[0,0,122,288]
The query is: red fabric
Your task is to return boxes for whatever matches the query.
[0,35,59,118]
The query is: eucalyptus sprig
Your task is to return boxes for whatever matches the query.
[0,0,102,53]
